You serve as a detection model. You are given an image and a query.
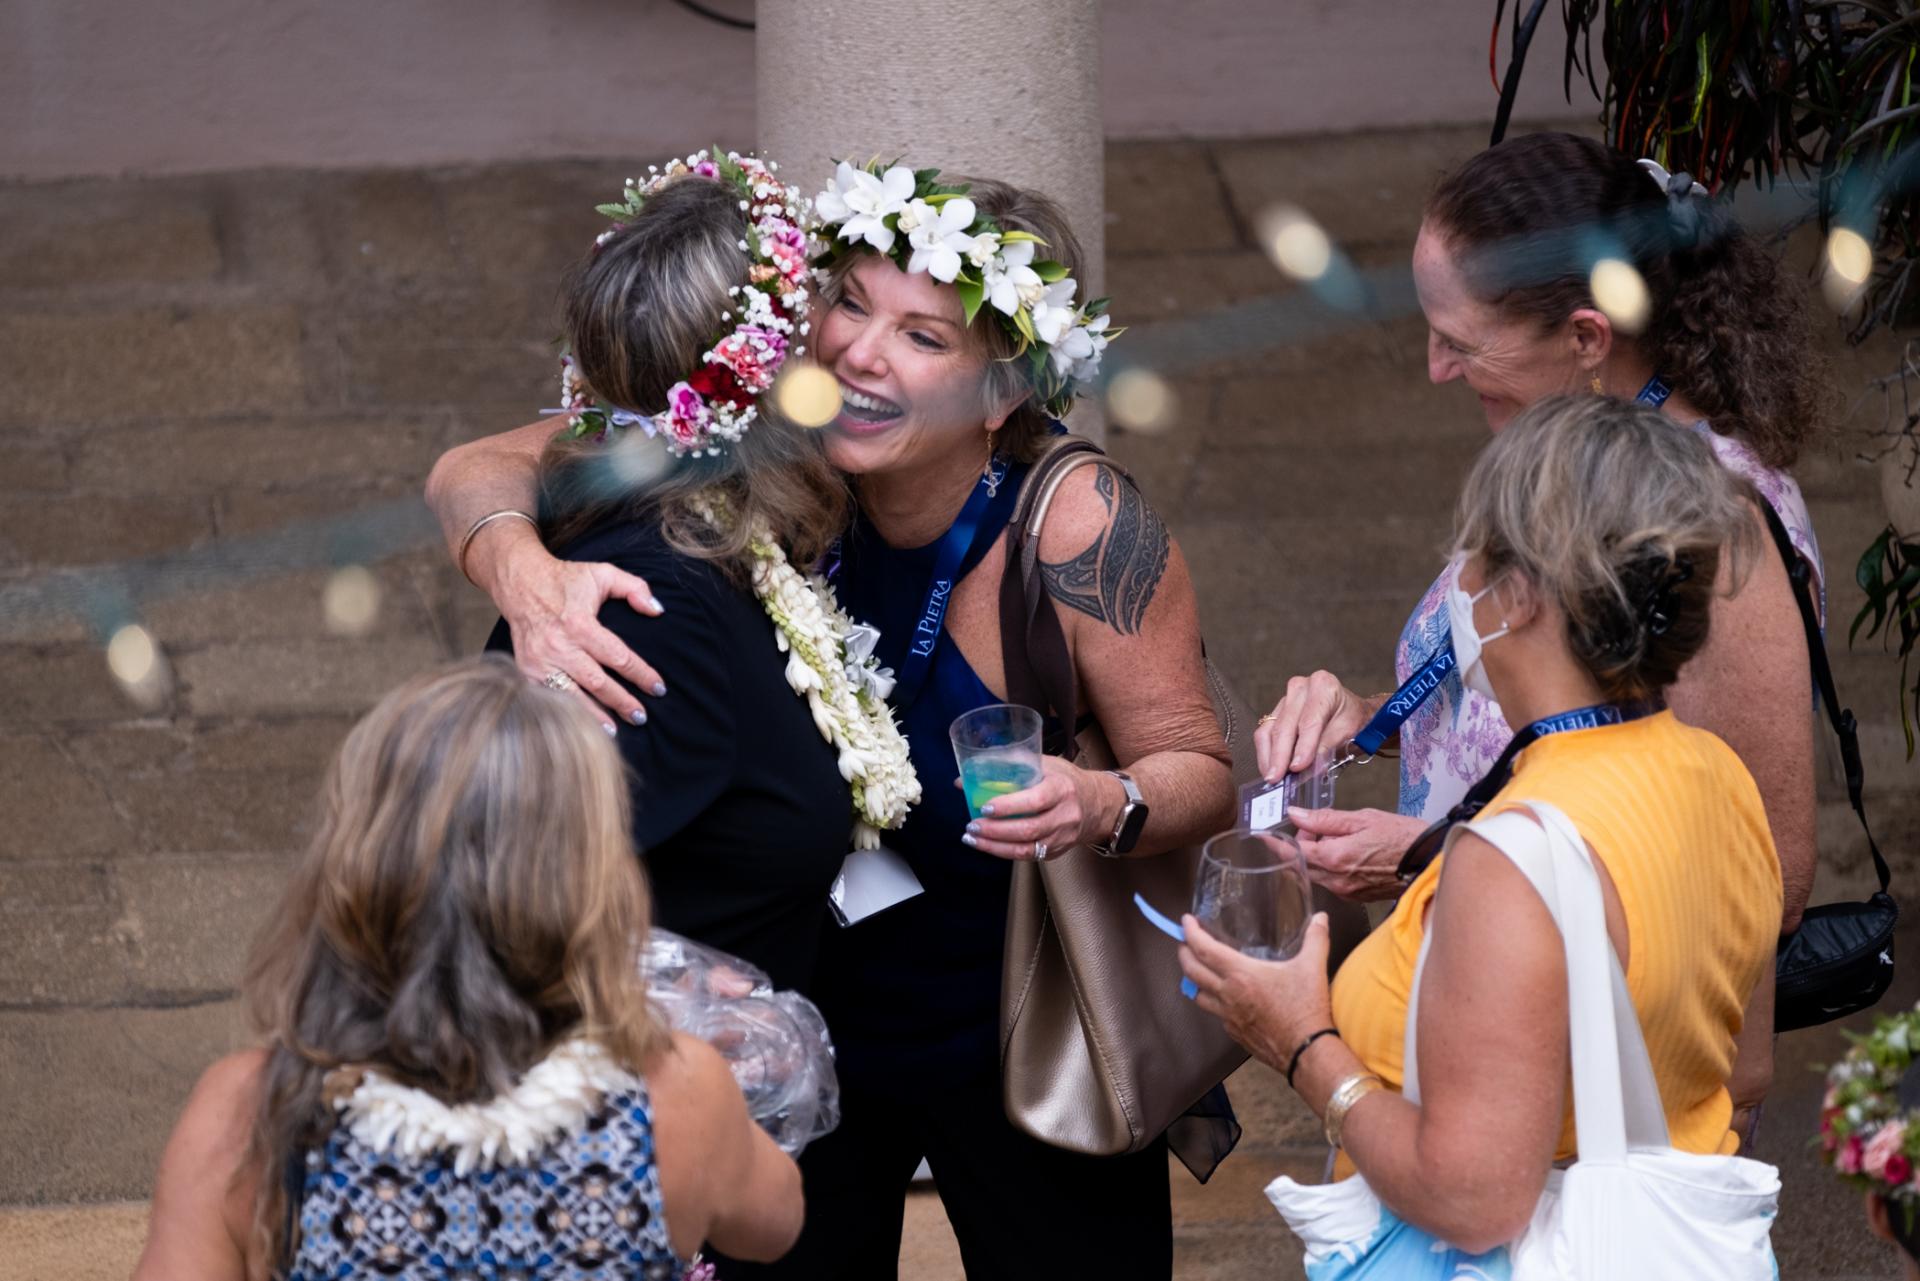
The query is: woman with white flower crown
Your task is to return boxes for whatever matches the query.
[428,160,1234,1278]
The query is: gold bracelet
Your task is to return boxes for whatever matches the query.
[1323,1071,1385,1150]
[457,510,537,585]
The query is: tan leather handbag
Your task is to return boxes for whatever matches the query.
[996,435,1369,1175]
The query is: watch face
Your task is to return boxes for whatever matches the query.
[1116,803,1150,852]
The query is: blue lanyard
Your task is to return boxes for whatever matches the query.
[1635,375,1672,407]
[1353,644,1456,755]
[1395,696,1665,881]
[888,454,1008,711]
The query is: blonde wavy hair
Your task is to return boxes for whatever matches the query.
[243,656,665,1267]
[1453,394,1758,700]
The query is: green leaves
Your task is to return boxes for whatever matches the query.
[1850,523,1920,756]
[595,202,632,218]
[1034,259,1070,283]
[955,276,986,325]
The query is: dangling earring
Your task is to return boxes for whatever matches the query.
[1590,374,1605,395]
[982,434,1003,498]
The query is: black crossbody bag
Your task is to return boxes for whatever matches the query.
[1765,501,1900,1032]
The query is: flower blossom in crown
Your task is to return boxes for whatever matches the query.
[811,160,1118,421]
[1821,1002,1920,1226]
[553,148,817,458]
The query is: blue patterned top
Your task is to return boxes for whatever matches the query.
[285,1083,685,1281]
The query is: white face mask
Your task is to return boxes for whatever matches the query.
[1446,562,1510,700]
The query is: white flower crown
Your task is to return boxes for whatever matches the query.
[812,161,1115,419]
[553,149,814,457]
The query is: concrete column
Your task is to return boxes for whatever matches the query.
[756,0,1106,432]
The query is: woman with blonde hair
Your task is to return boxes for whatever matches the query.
[1184,396,1782,1267]
[132,656,802,1280]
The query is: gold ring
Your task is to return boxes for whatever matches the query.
[1257,713,1277,727]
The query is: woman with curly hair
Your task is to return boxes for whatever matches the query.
[1256,131,1827,1138]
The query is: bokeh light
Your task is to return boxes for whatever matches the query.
[1827,227,1874,285]
[606,427,675,491]
[1105,368,1179,434]
[323,565,381,637]
[774,361,842,429]
[1257,206,1333,282]
[1588,258,1650,334]
[1823,227,1874,314]
[106,623,171,710]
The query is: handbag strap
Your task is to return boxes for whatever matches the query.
[998,434,1127,758]
[1403,806,1668,1161]
[1760,500,1891,895]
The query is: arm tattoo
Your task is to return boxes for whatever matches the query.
[1038,467,1170,636]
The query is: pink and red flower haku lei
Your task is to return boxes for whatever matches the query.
[558,150,814,458]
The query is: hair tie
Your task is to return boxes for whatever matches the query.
[1636,159,1709,250]
[1643,555,1695,637]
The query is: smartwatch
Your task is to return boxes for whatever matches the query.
[1094,770,1149,857]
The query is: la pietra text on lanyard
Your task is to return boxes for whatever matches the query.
[887,454,1009,711]
[1395,696,1665,882]
[1346,374,1673,757]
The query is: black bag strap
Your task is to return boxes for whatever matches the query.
[1761,500,1892,894]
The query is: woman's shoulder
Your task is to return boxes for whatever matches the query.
[1029,454,1174,633]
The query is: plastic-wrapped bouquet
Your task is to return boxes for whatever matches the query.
[642,929,839,1156]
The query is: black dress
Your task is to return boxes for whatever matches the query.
[486,517,851,995]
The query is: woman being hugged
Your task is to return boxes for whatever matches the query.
[429,162,1235,1278]
[132,658,801,1281]
[484,152,917,998]
[1187,396,1783,1266]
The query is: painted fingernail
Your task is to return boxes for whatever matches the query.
[603,722,619,738]
[629,708,647,726]
[981,803,996,817]
[648,596,665,613]
[960,833,978,847]
[965,821,981,834]
[651,681,668,697]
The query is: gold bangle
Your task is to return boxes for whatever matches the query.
[1323,1071,1385,1150]
[458,510,537,585]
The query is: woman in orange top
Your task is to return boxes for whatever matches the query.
[1181,394,1782,1252]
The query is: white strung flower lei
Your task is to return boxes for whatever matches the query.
[695,494,919,847]
[333,1038,639,1177]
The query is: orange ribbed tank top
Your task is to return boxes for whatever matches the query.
[1329,710,1782,1159]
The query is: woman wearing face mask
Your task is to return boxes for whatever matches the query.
[1186,396,1783,1266]
[1253,133,1824,1131]
[427,163,1233,1278]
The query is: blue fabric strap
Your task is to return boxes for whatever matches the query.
[891,454,1008,711]
[1635,375,1672,407]
[1352,644,1457,755]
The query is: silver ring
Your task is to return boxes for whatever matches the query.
[543,670,576,692]
[1033,841,1049,862]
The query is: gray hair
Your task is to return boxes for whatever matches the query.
[1452,394,1757,700]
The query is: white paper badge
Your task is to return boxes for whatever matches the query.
[829,846,926,926]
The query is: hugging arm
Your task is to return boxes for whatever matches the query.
[425,417,665,722]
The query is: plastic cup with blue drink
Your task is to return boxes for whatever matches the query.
[949,703,1045,820]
